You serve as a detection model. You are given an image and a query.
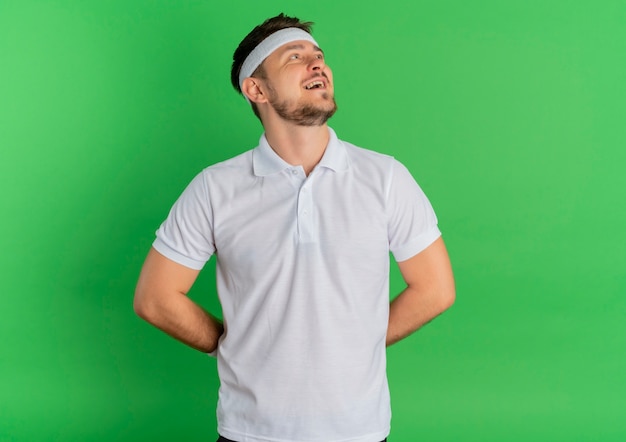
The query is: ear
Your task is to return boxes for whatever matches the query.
[241,77,268,104]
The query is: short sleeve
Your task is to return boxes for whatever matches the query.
[387,159,441,262]
[153,172,215,270]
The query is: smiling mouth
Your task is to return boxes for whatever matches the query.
[304,80,325,90]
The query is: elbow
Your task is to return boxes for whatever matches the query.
[133,288,155,321]
[444,288,456,311]
[438,285,456,314]
[133,297,145,318]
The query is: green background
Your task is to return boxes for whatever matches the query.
[1,0,625,440]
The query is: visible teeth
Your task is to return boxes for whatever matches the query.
[305,81,324,89]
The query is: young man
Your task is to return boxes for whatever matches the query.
[134,13,455,442]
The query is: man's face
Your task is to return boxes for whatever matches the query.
[258,40,337,126]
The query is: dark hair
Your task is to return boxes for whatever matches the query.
[231,13,314,117]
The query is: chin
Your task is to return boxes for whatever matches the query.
[270,94,338,126]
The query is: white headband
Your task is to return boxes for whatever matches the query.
[238,27,318,91]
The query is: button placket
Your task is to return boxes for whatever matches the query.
[297,179,315,242]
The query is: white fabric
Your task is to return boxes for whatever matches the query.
[238,27,319,90]
[153,128,441,442]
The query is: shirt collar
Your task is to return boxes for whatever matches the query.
[252,127,350,177]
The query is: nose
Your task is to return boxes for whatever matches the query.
[309,55,325,72]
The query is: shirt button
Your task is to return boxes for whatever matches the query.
[291,169,298,175]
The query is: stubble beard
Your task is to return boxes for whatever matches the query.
[267,85,338,127]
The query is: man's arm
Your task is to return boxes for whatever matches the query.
[387,237,455,346]
[134,247,223,353]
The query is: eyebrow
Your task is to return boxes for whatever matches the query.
[282,43,324,54]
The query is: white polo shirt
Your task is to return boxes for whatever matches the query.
[153,128,441,442]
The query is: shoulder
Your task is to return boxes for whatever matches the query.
[175,149,255,203]
[201,149,254,177]
[341,139,394,164]
[339,138,408,179]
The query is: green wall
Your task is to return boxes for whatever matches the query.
[1,1,625,441]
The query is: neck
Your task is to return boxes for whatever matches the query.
[263,121,330,176]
